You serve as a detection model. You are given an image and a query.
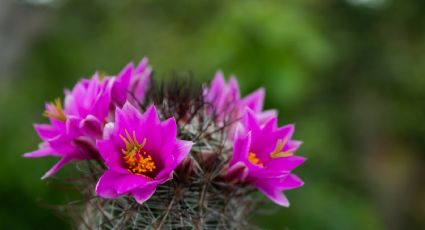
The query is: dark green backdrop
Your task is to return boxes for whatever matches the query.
[1,0,424,229]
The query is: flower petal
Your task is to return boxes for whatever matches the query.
[243,88,265,113]
[34,124,59,140]
[265,156,306,172]
[159,117,177,154]
[276,124,295,140]
[156,139,192,179]
[23,146,56,158]
[135,57,149,75]
[229,130,251,166]
[228,77,241,102]
[97,140,127,173]
[114,174,157,195]
[143,105,160,126]
[279,174,304,191]
[103,122,114,140]
[205,71,226,104]
[132,186,157,204]
[95,170,120,199]
[112,63,134,106]
[79,115,103,138]
[173,140,193,165]
[256,182,290,207]
[226,162,249,182]
[256,109,277,125]
[41,155,75,179]
[243,109,261,132]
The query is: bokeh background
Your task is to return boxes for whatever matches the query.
[1,0,424,229]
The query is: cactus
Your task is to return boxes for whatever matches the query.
[25,60,305,229]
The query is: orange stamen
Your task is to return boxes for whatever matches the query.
[270,136,296,159]
[120,130,156,176]
[43,98,66,121]
[248,152,264,167]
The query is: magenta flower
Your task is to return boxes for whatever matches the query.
[112,58,152,107]
[204,72,276,125]
[227,109,306,207]
[96,102,193,203]
[24,74,112,179]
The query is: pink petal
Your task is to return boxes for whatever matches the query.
[132,57,151,102]
[279,174,304,191]
[257,184,290,207]
[133,71,151,102]
[117,101,143,126]
[228,77,241,102]
[139,105,161,150]
[23,146,56,158]
[97,140,127,173]
[243,109,261,132]
[95,170,120,198]
[159,117,177,154]
[135,57,149,74]
[65,116,82,137]
[276,124,295,139]
[256,109,277,125]
[229,131,251,166]
[79,115,103,138]
[265,156,306,172]
[132,186,157,204]
[205,71,226,104]
[143,105,160,125]
[41,155,75,179]
[156,140,192,180]
[173,140,193,165]
[114,102,144,145]
[112,63,134,105]
[102,122,114,140]
[34,124,59,140]
[92,85,111,120]
[48,134,76,154]
[226,162,249,182]
[285,140,303,152]
[243,88,265,113]
[261,116,278,132]
[114,174,157,195]
[118,62,134,88]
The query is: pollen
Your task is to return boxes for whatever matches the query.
[120,130,156,176]
[270,136,296,159]
[248,152,264,167]
[43,98,66,121]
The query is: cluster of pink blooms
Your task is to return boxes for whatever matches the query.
[25,58,305,207]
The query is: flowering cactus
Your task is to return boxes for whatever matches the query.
[25,58,305,229]
[96,103,193,203]
[24,74,112,179]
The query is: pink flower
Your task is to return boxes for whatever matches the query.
[24,74,112,179]
[96,102,193,204]
[204,72,276,125]
[227,109,306,207]
[112,58,152,107]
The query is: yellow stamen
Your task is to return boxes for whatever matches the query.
[248,152,264,167]
[98,71,107,81]
[43,98,66,121]
[270,136,296,158]
[120,130,156,176]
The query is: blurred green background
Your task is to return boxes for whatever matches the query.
[1,0,425,229]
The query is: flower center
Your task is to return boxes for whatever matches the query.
[270,136,296,159]
[43,98,66,121]
[248,152,264,167]
[120,130,156,176]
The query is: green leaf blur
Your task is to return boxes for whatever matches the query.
[0,0,424,229]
